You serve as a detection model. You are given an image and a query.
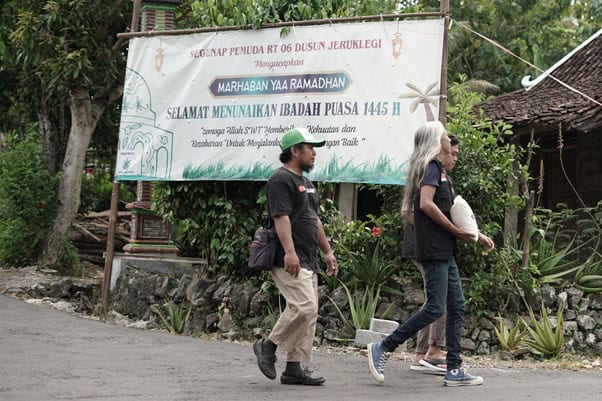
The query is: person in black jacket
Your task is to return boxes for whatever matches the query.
[367,121,494,387]
[403,134,459,374]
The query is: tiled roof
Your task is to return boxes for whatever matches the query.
[477,30,602,133]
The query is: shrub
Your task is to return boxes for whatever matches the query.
[575,251,602,293]
[532,203,602,257]
[329,282,390,337]
[79,169,135,214]
[0,139,58,266]
[445,88,527,312]
[524,205,602,289]
[151,302,191,334]
[60,236,80,275]
[494,314,526,353]
[152,181,265,276]
[320,200,406,290]
[488,234,539,310]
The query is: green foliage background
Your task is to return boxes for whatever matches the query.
[409,0,601,93]
[447,88,528,310]
[0,138,58,266]
[152,181,266,276]
[79,170,136,215]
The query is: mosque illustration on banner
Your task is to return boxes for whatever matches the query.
[116,68,173,179]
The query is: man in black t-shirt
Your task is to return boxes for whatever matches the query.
[252,127,338,386]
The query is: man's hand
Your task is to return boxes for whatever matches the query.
[324,251,338,277]
[283,252,301,277]
[478,232,495,252]
[316,218,338,277]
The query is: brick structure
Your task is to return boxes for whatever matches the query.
[124,0,183,255]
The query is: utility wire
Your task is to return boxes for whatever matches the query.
[455,21,602,107]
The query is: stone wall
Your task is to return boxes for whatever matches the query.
[110,263,602,355]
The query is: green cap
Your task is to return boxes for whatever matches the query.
[280,127,326,151]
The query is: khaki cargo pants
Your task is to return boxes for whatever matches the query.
[268,267,318,366]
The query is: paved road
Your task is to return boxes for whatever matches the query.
[1,294,601,401]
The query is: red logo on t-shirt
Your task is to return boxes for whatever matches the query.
[441,174,448,182]
[297,185,306,192]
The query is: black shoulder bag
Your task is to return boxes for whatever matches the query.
[247,204,304,272]
[247,221,278,272]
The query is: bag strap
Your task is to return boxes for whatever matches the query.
[265,207,301,229]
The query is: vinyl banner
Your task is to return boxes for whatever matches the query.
[115,19,444,184]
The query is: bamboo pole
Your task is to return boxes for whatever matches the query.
[101,180,121,314]
[131,0,142,32]
[100,0,144,315]
[438,0,450,123]
[117,12,445,39]
[101,0,143,316]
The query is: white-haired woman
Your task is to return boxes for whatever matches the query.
[367,121,493,387]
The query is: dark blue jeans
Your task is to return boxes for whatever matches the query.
[381,256,465,369]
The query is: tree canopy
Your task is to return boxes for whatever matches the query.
[411,0,602,92]
[0,0,130,268]
[181,0,601,93]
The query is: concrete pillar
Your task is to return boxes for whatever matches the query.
[337,183,357,220]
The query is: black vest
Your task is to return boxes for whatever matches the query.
[413,160,456,262]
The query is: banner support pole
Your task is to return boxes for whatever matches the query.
[131,0,142,32]
[101,180,121,314]
[101,0,142,314]
[438,0,450,123]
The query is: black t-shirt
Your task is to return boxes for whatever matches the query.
[413,160,456,262]
[266,167,320,272]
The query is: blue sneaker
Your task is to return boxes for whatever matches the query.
[367,342,388,383]
[444,367,484,386]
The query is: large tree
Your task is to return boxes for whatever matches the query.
[2,0,130,268]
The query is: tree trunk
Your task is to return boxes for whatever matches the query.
[40,88,104,268]
[38,100,69,176]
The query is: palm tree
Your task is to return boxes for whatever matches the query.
[399,82,440,121]
[448,74,500,105]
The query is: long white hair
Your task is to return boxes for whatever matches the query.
[401,121,447,218]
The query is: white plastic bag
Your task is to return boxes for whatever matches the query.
[450,195,479,242]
